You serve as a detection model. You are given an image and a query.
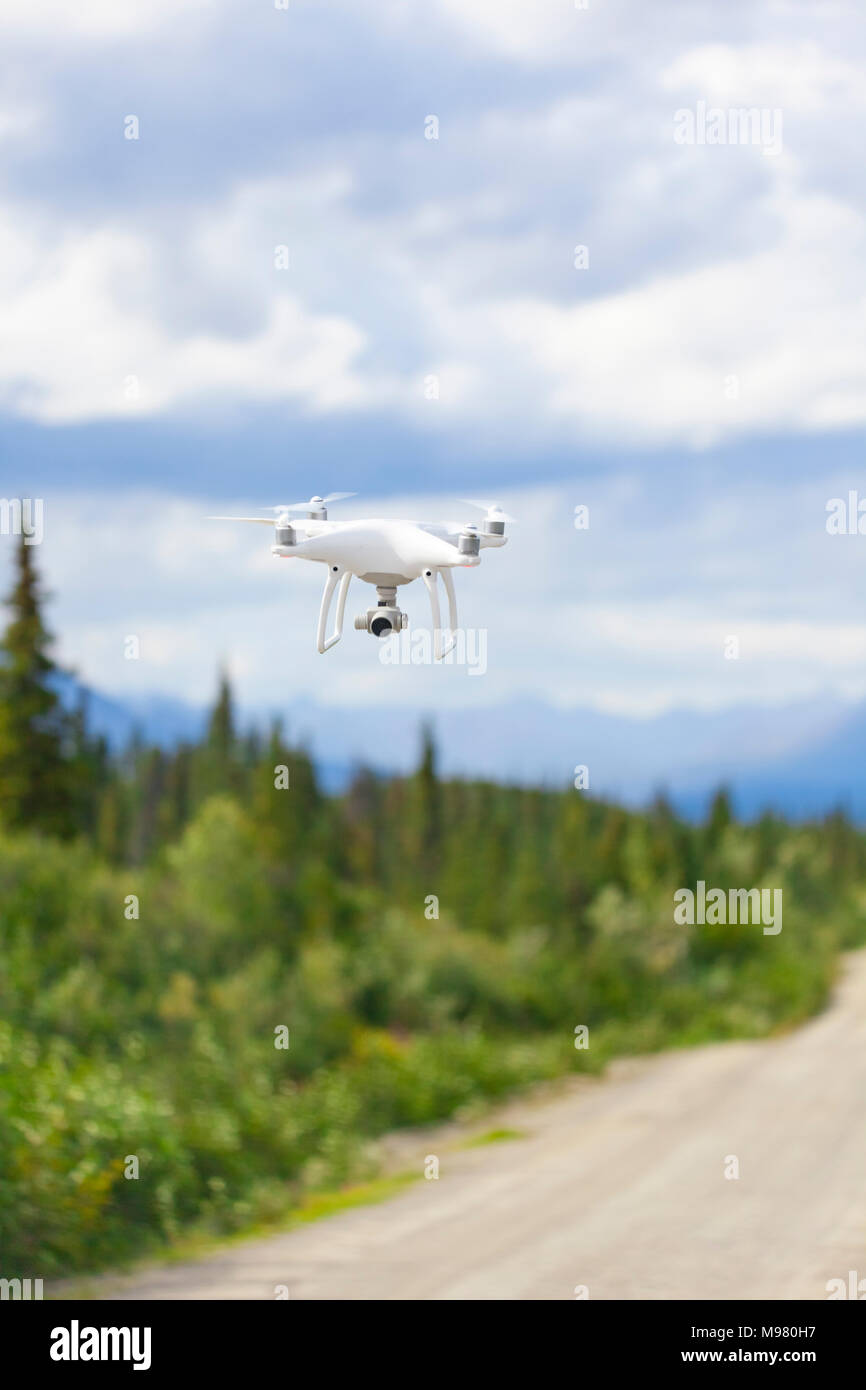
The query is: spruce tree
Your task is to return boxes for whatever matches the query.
[705,787,733,853]
[208,669,236,762]
[0,535,74,836]
[193,668,241,803]
[409,722,442,878]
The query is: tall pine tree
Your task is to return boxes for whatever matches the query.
[0,535,74,836]
[193,668,241,804]
[407,723,442,878]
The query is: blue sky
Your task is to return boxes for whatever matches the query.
[2,0,865,721]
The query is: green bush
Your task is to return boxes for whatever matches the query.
[1,787,864,1275]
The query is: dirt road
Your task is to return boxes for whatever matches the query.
[96,953,866,1300]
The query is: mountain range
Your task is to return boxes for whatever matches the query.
[65,681,866,821]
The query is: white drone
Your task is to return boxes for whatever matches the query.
[210,493,512,658]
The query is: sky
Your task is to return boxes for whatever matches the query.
[1,0,865,722]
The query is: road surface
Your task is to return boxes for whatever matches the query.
[93,953,866,1300]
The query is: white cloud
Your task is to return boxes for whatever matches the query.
[2,9,866,455]
[440,176,866,447]
[0,104,41,143]
[415,0,827,67]
[0,206,381,423]
[660,41,864,111]
[3,146,866,446]
[0,0,224,40]
[431,0,584,63]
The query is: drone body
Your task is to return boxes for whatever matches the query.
[210,494,511,657]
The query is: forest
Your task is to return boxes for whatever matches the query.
[1,535,864,1274]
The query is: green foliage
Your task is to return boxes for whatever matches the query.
[1,764,864,1274]
[1,560,865,1272]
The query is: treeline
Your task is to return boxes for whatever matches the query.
[1,536,865,1274]
[3,533,865,908]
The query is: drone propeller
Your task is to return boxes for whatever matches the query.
[207,515,276,524]
[262,492,357,513]
[460,498,517,523]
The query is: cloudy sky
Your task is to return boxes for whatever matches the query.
[2,0,865,721]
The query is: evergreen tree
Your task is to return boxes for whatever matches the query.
[0,536,74,836]
[595,805,628,888]
[208,669,236,761]
[68,692,112,839]
[341,765,383,880]
[194,668,241,802]
[705,787,734,854]
[251,718,320,868]
[129,747,166,863]
[160,744,193,843]
[410,722,442,875]
[96,779,126,862]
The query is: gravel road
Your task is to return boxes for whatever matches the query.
[91,953,866,1300]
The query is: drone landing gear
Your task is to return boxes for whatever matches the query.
[318,568,459,659]
[422,567,458,660]
[317,566,352,652]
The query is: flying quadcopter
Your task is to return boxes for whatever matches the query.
[209,493,513,658]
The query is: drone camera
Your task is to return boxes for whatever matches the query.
[355,604,408,638]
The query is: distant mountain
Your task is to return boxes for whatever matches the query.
[713,702,866,820]
[279,694,850,808]
[60,678,864,820]
[59,680,209,749]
